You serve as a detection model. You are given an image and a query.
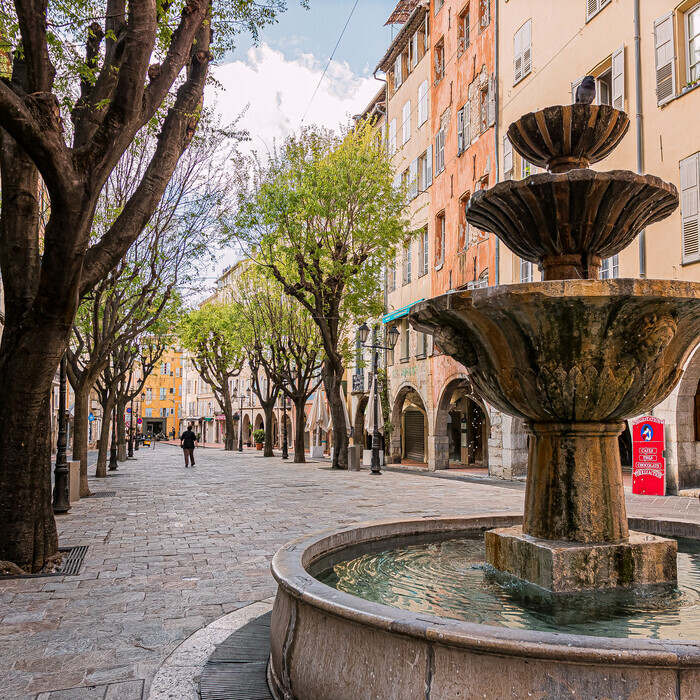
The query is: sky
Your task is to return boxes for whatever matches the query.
[202,0,400,279]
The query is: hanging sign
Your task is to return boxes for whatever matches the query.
[632,416,666,496]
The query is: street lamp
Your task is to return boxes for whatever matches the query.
[52,354,71,513]
[128,392,135,458]
[359,323,400,476]
[108,404,119,470]
[281,393,289,460]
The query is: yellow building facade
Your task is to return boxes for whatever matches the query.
[139,348,183,438]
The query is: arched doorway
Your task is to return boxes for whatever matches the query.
[435,378,489,471]
[390,384,428,465]
[353,395,368,447]
[674,343,700,489]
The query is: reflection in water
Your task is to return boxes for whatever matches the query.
[315,535,700,640]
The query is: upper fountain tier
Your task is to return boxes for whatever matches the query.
[467,105,679,281]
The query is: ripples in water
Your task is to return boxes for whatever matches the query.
[315,535,700,639]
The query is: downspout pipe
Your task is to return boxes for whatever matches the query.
[634,0,646,277]
[494,0,500,286]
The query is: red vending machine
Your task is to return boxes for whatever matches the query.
[631,416,666,496]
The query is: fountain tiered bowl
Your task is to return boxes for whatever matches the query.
[268,104,700,699]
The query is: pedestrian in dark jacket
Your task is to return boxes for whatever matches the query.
[180,425,199,467]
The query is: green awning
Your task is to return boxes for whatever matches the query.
[382,299,424,324]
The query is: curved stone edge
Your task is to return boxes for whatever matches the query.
[270,513,700,669]
[146,599,274,700]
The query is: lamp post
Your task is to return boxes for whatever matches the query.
[237,387,245,452]
[134,394,140,452]
[128,393,135,458]
[281,393,289,460]
[52,355,71,513]
[108,404,119,470]
[359,322,400,476]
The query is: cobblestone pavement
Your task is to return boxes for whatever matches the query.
[1,445,699,699]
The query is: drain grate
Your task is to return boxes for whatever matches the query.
[59,545,88,575]
[89,491,116,498]
[200,612,272,700]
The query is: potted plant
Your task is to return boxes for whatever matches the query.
[253,429,265,450]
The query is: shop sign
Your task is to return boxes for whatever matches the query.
[632,416,666,496]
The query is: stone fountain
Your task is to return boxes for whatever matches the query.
[267,105,700,699]
[411,104,700,592]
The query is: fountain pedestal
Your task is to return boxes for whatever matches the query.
[485,527,677,592]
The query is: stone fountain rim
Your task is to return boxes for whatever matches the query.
[271,513,700,667]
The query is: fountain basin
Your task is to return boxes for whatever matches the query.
[507,104,630,173]
[465,170,678,280]
[269,515,700,700]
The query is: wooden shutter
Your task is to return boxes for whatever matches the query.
[514,26,523,83]
[426,144,433,186]
[612,45,625,110]
[404,410,425,461]
[418,80,428,124]
[457,107,464,154]
[503,136,513,176]
[586,0,600,22]
[395,55,402,87]
[522,20,531,77]
[463,100,470,146]
[409,158,418,199]
[681,153,700,263]
[403,100,411,144]
[487,75,496,127]
[654,13,676,105]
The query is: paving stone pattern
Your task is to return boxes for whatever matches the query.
[1,445,699,698]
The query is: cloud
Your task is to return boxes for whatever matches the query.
[205,43,382,157]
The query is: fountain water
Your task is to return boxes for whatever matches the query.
[268,106,700,699]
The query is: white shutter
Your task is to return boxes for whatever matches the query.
[402,101,411,144]
[395,55,402,87]
[488,75,496,127]
[654,13,676,105]
[457,107,464,154]
[409,158,418,199]
[389,118,396,155]
[412,32,419,69]
[586,0,600,22]
[513,26,523,83]
[418,80,428,125]
[612,44,625,110]
[463,100,470,146]
[426,144,433,186]
[503,135,513,177]
[522,20,531,78]
[681,153,700,263]
[571,76,583,103]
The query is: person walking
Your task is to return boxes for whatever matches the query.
[180,424,199,467]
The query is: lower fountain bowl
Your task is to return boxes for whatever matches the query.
[270,515,700,700]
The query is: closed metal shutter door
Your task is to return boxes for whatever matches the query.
[404,410,425,462]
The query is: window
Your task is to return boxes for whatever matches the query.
[458,6,470,55]
[417,332,427,358]
[387,256,397,292]
[681,153,700,263]
[389,118,397,155]
[409,158,419,199]
[436,212,446,267]
[161,363,166,375]
[688,5,700,82]
[457,102,470,154]
[586,0,611,23]
[434,38,445,84]
[402,240,412,284]
[480,76,496,132]
[402,101,411,145]
[146,408,153,418]
[479,0,490,29]
[400,319,410,361]
[654,13,676,104]
[419,227,429,276]
[521,157,533,179]
[513,20,532,84]
[600,255,619,279]
[146,388,153,401]
[418,148,433,191]
[435,0,444,14]
[503,136,514,179]
[435,128,446,174]
[161,407,167,417]
[160,387,166,400]
[520,258,535,283]
[418,80,429,125]
[458,195,470,250]
[394,54,403,90]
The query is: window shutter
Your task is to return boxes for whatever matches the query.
[463,100,471,145]
[418,80,428,125]
[395,55,402,87]
[522,20,532,77]
[612,44,625,110]
[412,32,419,68]
[457,107,464,154]
[571,76,583,103]
[403,101,411,144]
[681,153,700,263]
[503,135,513,176]
[513,26,523,83]
[654,13,676,105]
[423,230,429,274]
[410,158,418,199]
[586,0,600,22]
[488,75,496,127]
[426,144,433,186]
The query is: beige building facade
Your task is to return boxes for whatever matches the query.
[497,0,700,490]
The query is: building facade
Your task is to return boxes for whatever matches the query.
[139,348,183,438]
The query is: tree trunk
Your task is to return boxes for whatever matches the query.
[293,397,306,464]
[95,399,113,478]
[71,382,93,497]
[322,359,348,469]
[263,404,275,457]
[224,410,236,451]
[116,399,127,461]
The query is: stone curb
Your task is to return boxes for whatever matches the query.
[146,599,274,700]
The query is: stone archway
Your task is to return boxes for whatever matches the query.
[354,395,369,448]
[390,383,429,465]
[254,413,264,432]
[673,343,700,489]
[434,376,490,471]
